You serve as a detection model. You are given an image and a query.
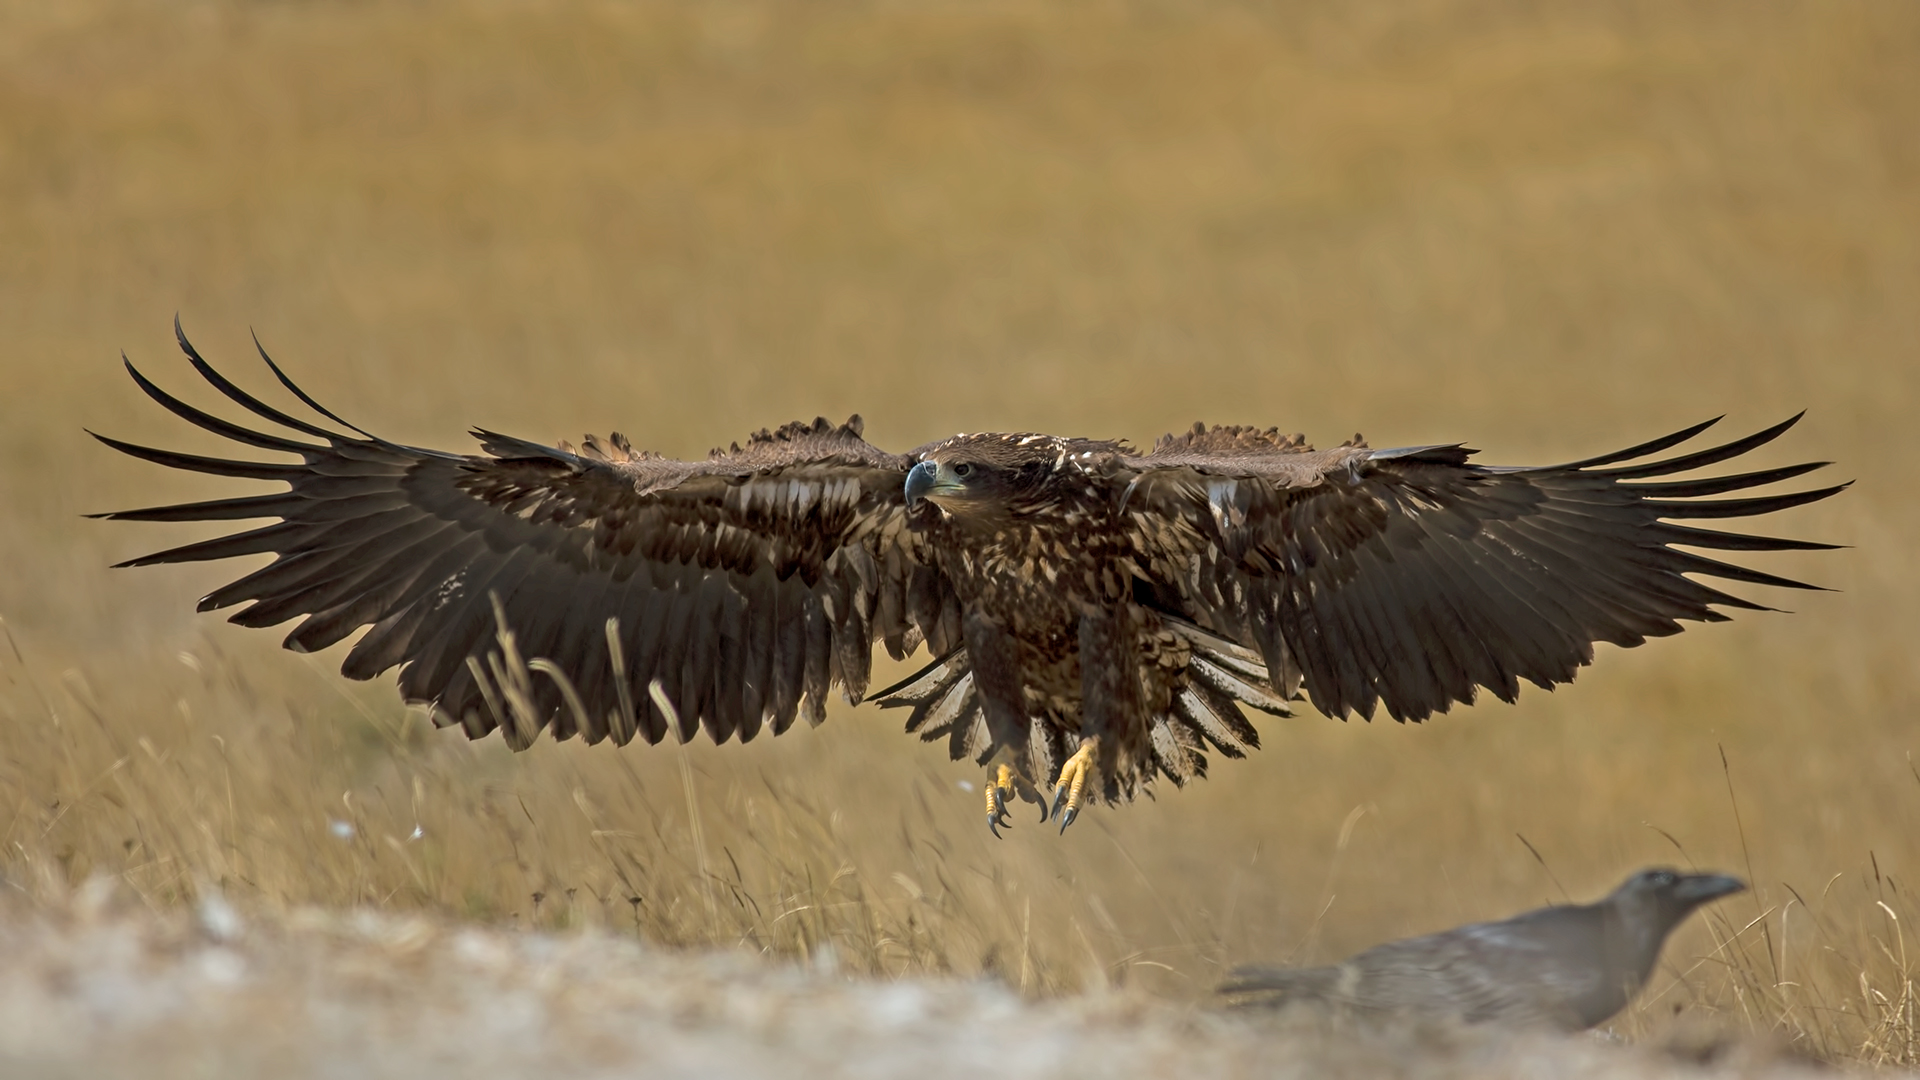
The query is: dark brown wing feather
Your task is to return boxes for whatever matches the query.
[1119,418,1844,723]
[93,322,961,748]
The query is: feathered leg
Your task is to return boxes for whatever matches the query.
[1053,607,1139,832]
[964,610,1037,837]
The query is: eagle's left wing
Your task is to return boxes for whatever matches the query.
[92,323,961,750]
[1113,419,1844,723]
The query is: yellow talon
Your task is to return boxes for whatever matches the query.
[1050,738,1098,833]
[986,762,1017,837]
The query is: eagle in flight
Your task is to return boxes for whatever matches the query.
[95,323,1844,834]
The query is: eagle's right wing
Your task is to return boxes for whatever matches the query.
[93,323,963,749]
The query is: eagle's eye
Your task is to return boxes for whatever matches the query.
[953,463,974,478]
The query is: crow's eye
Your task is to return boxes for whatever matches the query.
[953,463,974,478]
[1651,871,1675,887]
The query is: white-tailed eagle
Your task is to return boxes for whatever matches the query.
[94,323,1844,833]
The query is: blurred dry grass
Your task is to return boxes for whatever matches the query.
[0,0,1916,1067]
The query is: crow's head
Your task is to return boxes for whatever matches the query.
[1609,867,1746,937]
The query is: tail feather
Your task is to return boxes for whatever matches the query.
[1166,617,1298,715]
[875,616,1295,794]
[1219,963,1347,1002]
[872,649,995,763]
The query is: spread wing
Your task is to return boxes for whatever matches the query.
[92,323,962,749]
[1117,419,1845,722]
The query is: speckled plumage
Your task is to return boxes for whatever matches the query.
[94,324,1844,812]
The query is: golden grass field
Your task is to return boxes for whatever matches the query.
[1,0,1916,1070]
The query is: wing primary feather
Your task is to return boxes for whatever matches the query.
[1491,512,1726,631]
[112,521,309,568]
[170,318,351,442]
[1585,414,1804,480]
[90,492,313,524]
[1619,461,1829,497]
[1666,550,1829,593]
[1642,484,1850,520]
[89,432,309,483]
[247,326,381,440]
[121,356,326,455]
[1539,415,1723,470]
[1649,522,1842,552]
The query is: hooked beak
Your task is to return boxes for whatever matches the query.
[904,460,951,508]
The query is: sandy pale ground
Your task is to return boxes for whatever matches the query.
[0,882,1833,1080]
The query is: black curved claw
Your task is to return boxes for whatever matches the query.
[987,787,1013,838]
[1048,784,1069,823]
[1058,805,1079,834]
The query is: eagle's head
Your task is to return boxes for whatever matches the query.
[904,433,1079,520]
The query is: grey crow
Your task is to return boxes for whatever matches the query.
[1220,868,1746,1031]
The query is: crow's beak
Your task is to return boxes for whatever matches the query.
[1674,873,1747,904]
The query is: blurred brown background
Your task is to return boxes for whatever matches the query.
[1,0,1914,1055]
